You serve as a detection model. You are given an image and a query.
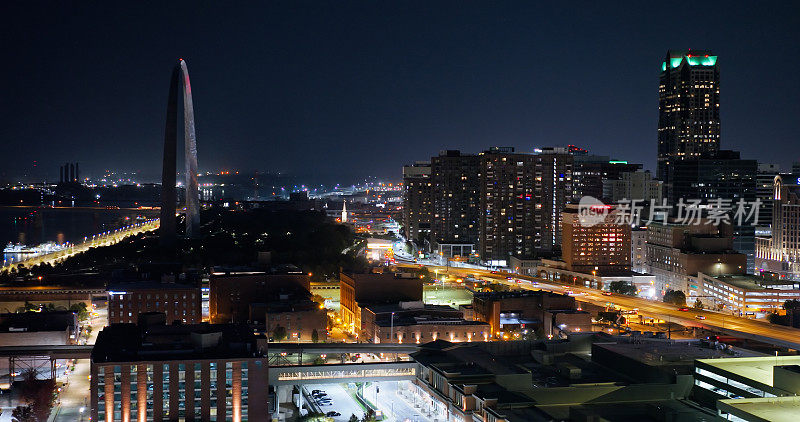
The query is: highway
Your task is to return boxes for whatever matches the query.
[400,263,800,350]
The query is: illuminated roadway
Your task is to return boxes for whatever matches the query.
[399,263,800,350]
[1,219,159,272]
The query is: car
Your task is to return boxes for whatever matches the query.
[319,401,333,406]
[602,292,613,296]
[678,307,690,311]
[327,412,341,417]
[695,315,706,320]
[311,390,321,394]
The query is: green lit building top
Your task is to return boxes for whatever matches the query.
[657,49,721,184]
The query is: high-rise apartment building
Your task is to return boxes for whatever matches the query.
[658,50,720,183]
[480,147,572,261]
[402,162,433,244]
[430,150,481,254]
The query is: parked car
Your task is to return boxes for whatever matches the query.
[327,412,341,417]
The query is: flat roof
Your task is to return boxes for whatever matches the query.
[718,396,800,422]
[697,356,800,387]
[597,342,728,367]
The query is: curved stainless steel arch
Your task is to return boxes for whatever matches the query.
[160,59,200,254]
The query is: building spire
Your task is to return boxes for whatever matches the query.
[341,200,348,223]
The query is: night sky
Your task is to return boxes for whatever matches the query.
[2,2,799,184]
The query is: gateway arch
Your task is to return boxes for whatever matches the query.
[160,59,200,252]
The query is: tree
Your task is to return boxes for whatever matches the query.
[69,302,89,321]
[662,290,686,306]
[609,280,637,296]
[361,409,377,422]
[273,325,287,341]
[11,405,34,422]
[311,328,319,343]
[784,299,800,311]
[17,369,56,421]
[693,299,705,310]
[349,415,360,422]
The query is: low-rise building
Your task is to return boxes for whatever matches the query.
[689,273,800,316]
[252,296,328,343]
[339,272,423,336]
[408,336,717,422]
[0,311,78,346]
[108,282,201,324]
[472,290,583,337]
[646,221,747,295]
[693,355,800,420]
[361,301,489,343]
[90,319,269,422]
[209,270,310,323]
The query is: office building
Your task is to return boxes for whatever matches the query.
[430,150,481,256]
[209,271,310,324]
[666,151,758,271]
[756,176,800,280]
[90,320,268,422]
[339,272,423,336]
[571,154,641,202]
[480,147,573,261]
[657,49,720,182]
[607,169,663,204]
[402,162,433,244]
[108,282,201,324]
[631,227,648,273]
[756,163,781,230]
[561,205,631,274]
[361,301,489,344]
[646,221,747,295]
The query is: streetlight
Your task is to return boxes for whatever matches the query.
[390,312,395,343]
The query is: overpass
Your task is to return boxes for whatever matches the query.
[410,263,800,351]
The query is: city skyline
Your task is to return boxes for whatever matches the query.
[2,2,799,183]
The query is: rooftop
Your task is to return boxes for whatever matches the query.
[697,356,800,387]
[718,396,800,422]
[92,322,261,363]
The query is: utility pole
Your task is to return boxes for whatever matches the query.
[390,312,395,343]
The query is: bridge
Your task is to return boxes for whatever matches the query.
[0,345,93,381]
[270,361,416,385]
[2,219,159,271]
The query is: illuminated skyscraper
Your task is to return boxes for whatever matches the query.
[657,50,720,184]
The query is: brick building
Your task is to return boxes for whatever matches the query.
[107,282,201,324]
[90,319,269,422]
[339,272,423,336]
[361,301,490,344]
[209,271,310,323]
